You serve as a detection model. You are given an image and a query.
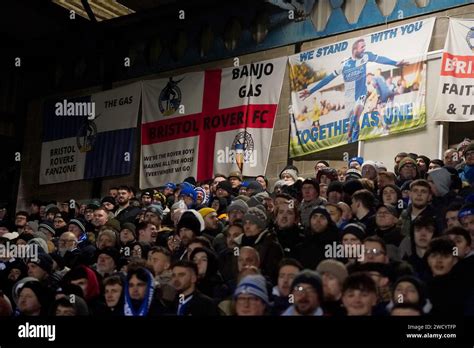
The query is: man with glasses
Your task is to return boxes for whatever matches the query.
[282,270,324,316]
[362,236,389,264]
[396,157,419,187]
[234,274,269,316]
[53,231,81,269]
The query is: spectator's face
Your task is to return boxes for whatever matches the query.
[393,281,419,305]
[54,216,66,229]
[30,204,40,214]
[178,227,195,246]
[395,156,405,167]
[235,294,266,316]
[354,40,366,58]
[145,212,161,226]
[326,205,342,224]
[428,253,457,276]
[97,234,115,249]
[321,273,342,301]
[414,227,434,249]
[238,248,259,271]
[120,229,135,243]
[256,177,266,190]
[105,284,122,308]
[8,268,22,282]
[18,288,41,315]
[293,283,319,315]
[400,163,417,179]
[416,158,427,172]
[172,266,195,293]
[319,184,328,199]
[58,233,77,254]
[216,188,229,199]
[367,271,388,288]
[55,305,75,316]
[102,202,115,212]
[447,234,471,258]
[409,185,431,209]
[327,191,342,204]
[201,184,210,196]
[93,210,108,227]
[128,275,147,301]
[229,177,241,188]
[445,210,460,229]
[315,162,327,174]
[70,278,89,298]
[27,263,48,281]
[302,184,317,202]
[277,265,299,297]
[148,252,170,276]
[310,213,328,233]
[444,150,459,166]
[192,251,208,277]
[382,187,398,205]
[68,224,82,238]
[15,214,27,227]
[186,242,204,260]
[97,254,115,274]
[466,150,474,166]
[362,165,377,180]
[84,209,94,221]
[212,177,226,194]
[243,220,261,237]
[319,175,331,185]
[428,162,442,171]
[140,224,157,243]
[109,189,118,198]
[349,161,361,170]
[281,173,295,184]
[342,288,377,316]
[342,233,361,246]
[229,209,244,224]
[363,241,388,264]
[375,207,397,229]
[276,204,296,229]
[117,190,131,205]
[226,225,243,248]
[141,196,152,206]
[460,215,474,245]
[350,199,361,215]
[204,212,218,230]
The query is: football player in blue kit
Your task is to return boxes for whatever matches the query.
[299,38,406,143]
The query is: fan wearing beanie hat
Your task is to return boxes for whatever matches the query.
[234,274,269,316]
[27,253,54,281]
[316,260,349,316]
[227,199,249,224]
[398,157,419,184]
[101,196,117,212]
[216,180,233,201]
[361,160,378,181]
[282,270,324,316]
[176,210,205,247]
[17,280,53,316]
[280,169,298,185]
[179,183,198,208]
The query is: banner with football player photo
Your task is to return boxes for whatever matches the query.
[140,57,286,189]
[288,18,435,157]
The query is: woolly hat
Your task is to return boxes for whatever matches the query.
[302,178,320,193]
[280,169,298,182]
[69,218,86,234]
[316,260,349,285]
[12,277,39,305]
[18,281,51,311]
[234,274,269,304]
[247,181,264,194]
[180,185,197,202]
[101,196,116,206]
[26,221,39,232]
[361,160,378,172]
[96,247,120,267]
[463,142,474,156]
[121,222,137,238]
[39,221,56,237]
[427,168,451,197]
[327,181,344,194]
[376,203,400,218]
[398,157,417,171]
[216,180,233,196]
[343,179,364,196]
[273,179,287,191]
[199,207,217,218]
[227,199,249,214]
[291,270,323,300]
[348,156,364,167]
[146,204,164,219]
[27,238,48,254]
[341,222,366,242]
[228,171,243,181]
[27,252,53,274]
[243,206,267,229]
[345,168,362,180]
[309,206,332,224]
[177,210,205,235]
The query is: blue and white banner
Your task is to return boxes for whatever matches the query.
[39,83,141,185]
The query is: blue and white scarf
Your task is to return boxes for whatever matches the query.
[123,269,155,316]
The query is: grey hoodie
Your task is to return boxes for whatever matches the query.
[428,168,451,197]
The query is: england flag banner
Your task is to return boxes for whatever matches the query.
[140,57,286,188]
[40,83,141,185]
[433,19,474,122]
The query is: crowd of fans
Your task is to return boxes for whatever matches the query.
[1,138,474,317]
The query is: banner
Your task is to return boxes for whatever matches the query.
[433,19,474,122]
[140,57,286,188]
[39,83,141,185]
[288,18,435,157]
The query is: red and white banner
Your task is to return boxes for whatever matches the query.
[140,57,286,188]
[434,19,474,121]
